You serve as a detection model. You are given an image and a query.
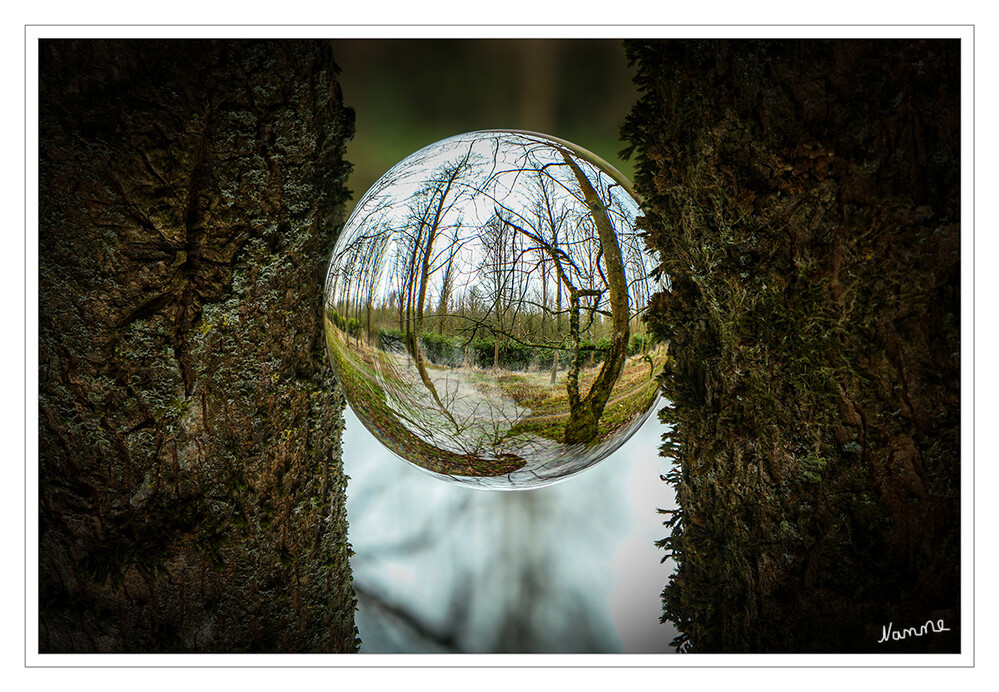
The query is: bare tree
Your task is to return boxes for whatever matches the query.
[557,149,631,443]
[325,130,659,480]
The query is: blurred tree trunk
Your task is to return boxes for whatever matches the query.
[38,39,358,652]
[517,39,557,133]
[622,39,960,653]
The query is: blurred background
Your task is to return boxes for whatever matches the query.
[334,39,639,213]
[330,39,678,653]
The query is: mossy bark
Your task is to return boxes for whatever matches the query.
[621,39,960,653]
[38,39,359,652]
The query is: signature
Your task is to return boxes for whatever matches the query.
[878,619,951,644]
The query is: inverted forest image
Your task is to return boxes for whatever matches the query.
[36,37,962,655]
[326,130,665,488]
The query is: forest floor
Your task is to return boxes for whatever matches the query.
[326,319,666,480]
[492,347,665,443]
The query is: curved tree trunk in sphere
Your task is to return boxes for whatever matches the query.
[560,151,631,444]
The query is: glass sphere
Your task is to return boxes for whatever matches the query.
[324,130,665,489]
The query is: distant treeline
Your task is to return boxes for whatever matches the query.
[328,308,655,371]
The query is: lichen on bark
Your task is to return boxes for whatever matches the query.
[39,39,359,652]
[621,39,960,653]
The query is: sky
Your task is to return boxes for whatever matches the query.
[328,129,646,318]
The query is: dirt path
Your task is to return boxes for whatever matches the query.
[358,342,662,488]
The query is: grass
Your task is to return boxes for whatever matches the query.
[326,320,525,478]
[497,346,666,443]
[327,319,665,478]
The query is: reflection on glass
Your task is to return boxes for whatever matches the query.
[324,130,665,489]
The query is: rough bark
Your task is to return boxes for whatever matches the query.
[38,39,358,652]
[621,39,960,653]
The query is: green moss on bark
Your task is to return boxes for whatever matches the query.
[621,39,960,653]
[39,39,358,652]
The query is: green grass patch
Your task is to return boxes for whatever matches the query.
[326,320,525,477]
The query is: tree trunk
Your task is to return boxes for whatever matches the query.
[410,168,461,391]
[622,39,960,653]
[38,39,358,653]
[560,151,631,444]
[550,272,561,384]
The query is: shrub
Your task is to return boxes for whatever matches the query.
[420,332,459,364]
[629,333,654,355]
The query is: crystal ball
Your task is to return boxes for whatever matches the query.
[324,130,665,489]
